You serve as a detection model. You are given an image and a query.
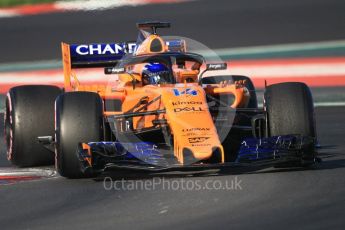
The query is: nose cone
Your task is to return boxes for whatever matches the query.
[160,85,224,164]
[192,149,213,160]
[182,146,224,165]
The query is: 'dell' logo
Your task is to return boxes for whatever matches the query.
[174,107,204,112]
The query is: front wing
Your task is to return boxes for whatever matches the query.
[78,135,319,174]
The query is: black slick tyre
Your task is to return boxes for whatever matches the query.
[5,85,61,167]
[265,82,316,163]
[55,92,103,178]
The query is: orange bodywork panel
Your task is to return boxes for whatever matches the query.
[61,34,251,164]
[204,83,250,108]
[161,85,224,163]
[61,42,72,91]
[117,84,225,164]
[134,34,167,55]
[82,143,92,166]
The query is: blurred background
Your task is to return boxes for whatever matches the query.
[1,0,345,110]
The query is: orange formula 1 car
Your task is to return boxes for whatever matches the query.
[4,22,319,178]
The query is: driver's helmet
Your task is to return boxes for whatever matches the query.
[142,62,170,85]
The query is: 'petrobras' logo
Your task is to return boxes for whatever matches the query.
[173,88,198,96]
[72,43,136,56]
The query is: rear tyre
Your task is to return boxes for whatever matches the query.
[55,92,103,178]
[5,85,62,167]
[265,82,316,162]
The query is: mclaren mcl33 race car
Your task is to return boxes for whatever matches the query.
[4,22,319,178]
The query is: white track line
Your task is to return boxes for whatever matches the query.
[55,0,146,11]
[314,102,345,107]
[257,102,345,108]
[0,0,191,18]
[0,168,57,177]
[213,40,345,56]
[1,60,345,83]
[0,11,20,18]
[228,63,345,78]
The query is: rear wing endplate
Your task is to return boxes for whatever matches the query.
[61,42,136,89]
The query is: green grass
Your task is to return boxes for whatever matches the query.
[0,0,57,7]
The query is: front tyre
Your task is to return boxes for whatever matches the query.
[265,82,315,137]
[55,92,103,178]
[265,82,316,163]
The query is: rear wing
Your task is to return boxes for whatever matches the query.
[61,39,187,89]
[61,42,136,89]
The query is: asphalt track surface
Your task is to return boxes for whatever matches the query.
[1,0,345,229]
[0,0,345,63]
[0,106,345,229]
